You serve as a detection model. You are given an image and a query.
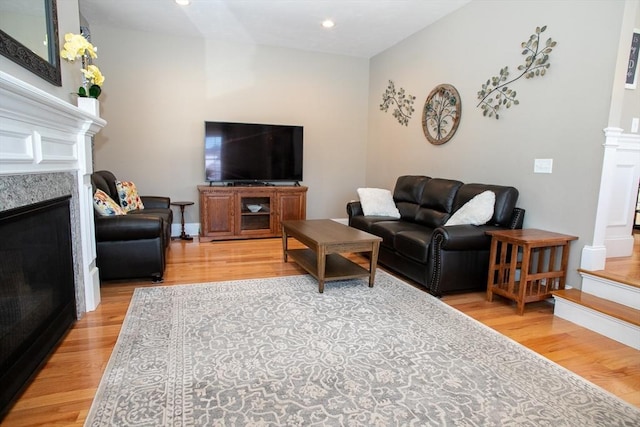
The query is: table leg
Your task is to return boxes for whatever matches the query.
[179,206,193,240]
[368,241,380,287]
[486,237,499,302]
[282,229,288,262]
[517,245,531,315]
[317,246,326,293]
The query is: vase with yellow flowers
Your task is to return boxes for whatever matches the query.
[60,33,105,99]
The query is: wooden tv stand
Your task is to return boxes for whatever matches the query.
[198,185,307,241]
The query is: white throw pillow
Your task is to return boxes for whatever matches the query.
[357,188,401,218]
[445,190,495,226]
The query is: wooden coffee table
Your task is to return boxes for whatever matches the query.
[281,219,382,293]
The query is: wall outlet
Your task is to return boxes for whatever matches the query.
[534,158,553,174]
[632,117,639,133]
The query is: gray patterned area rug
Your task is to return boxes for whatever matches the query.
[85,272,639,426]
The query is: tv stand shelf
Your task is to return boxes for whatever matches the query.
[198,185,307,241]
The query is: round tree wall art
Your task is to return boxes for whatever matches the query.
[422,84,461,145]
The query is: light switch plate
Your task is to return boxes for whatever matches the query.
[632,117,639,133]
[534,158,553,173]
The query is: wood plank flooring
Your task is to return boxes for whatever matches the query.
[593,232,640,285]
[2,237,639,426]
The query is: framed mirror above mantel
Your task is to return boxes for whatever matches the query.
[0,0,61,86]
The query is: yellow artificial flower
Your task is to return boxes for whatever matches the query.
[82,65,105,86]
[60,33,97,61]
[60,32,105,98]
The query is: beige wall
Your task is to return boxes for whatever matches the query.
[367,0,626,286]
[90,26,369,223]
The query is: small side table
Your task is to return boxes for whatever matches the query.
[486,229,578,315]
[171,201,194,241]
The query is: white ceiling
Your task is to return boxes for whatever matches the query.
[79,0,471,58]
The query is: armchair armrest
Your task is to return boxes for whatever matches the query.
[95,215,163,241]
[141,196,170,209]
[346,201,363,217]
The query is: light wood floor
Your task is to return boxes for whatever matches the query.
[594,231,640,285]
[2,237,639,426]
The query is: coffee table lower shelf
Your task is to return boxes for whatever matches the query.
[287,248,371,283]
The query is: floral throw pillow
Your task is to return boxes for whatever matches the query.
[116,180,145,212]
[93,189,126,216]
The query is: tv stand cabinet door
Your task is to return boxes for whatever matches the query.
[276,188,307,235]
[199,188,234,241]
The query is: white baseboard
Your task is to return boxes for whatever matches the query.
[171,222,200,238]
[173,220,351,238]
[604,235,635,258]
[580,245,607,271]
[332,218,349,225]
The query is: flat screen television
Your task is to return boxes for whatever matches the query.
[205,121,303,184]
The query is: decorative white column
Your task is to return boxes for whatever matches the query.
[581,127,640,270]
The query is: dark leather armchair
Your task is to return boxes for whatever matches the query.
[91,170,173,282]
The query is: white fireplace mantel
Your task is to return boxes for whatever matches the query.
[0,71,106,312]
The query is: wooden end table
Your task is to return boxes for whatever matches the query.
[171,201,194,241]
[281,219,382,293]
[486,228,578,315]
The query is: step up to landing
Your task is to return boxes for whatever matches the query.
[552,288,640,350]
[578,268,640,310]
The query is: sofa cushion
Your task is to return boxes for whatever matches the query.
[395,230,435,263]
[370,221,426,248]
[116,181,145,212]
[357,188,400,218]
[415,178,463,228]
[94,189,126,216]
[453,184,519,226]
[350,215,398,232]
[445,190,495,226]
[393,175,430,221]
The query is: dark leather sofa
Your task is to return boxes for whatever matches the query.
[91,170,173,282]
[347,175,525,296]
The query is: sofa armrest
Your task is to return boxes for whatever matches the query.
[509,207,526,229]
[95,215,164,242]
[141,196,170,209]
[434,207,526,251]
[346,201,363,217]
[433,225,497,251]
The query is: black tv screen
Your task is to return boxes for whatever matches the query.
[205,121,303,183]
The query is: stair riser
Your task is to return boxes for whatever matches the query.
[553,297,640,350]
[579,273,640,310]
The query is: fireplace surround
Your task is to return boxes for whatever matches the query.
[0,70,106,419]
[0,71,106,316]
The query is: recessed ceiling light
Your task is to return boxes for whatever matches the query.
[175,0,190,5]
[321,19,335,29]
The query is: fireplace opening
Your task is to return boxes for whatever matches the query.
[0,195,76,419]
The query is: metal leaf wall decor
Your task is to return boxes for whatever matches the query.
[380,80,416,126]
[477,25,557,119]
